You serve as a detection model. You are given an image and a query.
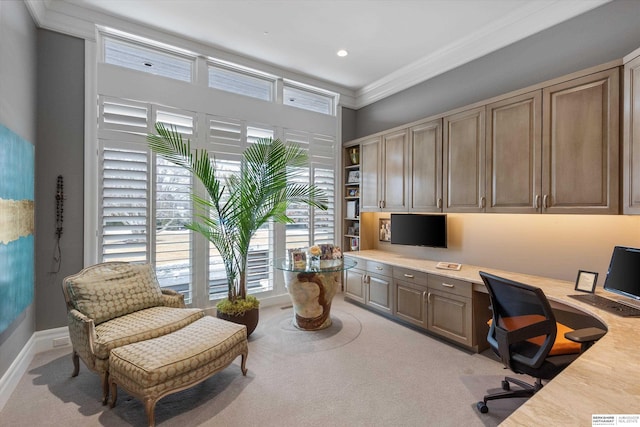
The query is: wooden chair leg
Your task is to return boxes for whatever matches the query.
[109,381,118,408]
[101,372,110,405]
[71,351,80,377]
[241,352,248,376]
[144,397,157,427]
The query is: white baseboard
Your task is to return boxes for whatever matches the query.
[0,327,70,412]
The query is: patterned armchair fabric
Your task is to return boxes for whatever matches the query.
[64,263,165,325]
[62,262,204,404]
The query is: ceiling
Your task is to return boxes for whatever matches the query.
[37,0,609,107]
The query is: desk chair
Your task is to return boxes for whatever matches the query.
[476,271,605,414]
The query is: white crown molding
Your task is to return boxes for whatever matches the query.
[354,0,611,109]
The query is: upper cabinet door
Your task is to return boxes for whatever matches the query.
[542,68,619,214]
[485,91,542,213]
[409,119,442,212]
[360,136,381,211]
[443,106,485,212]
[381,129,408,211]
[624,56,640,214]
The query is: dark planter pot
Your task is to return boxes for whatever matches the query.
[217,307,259,336]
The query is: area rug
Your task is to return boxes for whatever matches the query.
[249,306,363,355]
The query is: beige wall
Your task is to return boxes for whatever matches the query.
[361,212,640,284]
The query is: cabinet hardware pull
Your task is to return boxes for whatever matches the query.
[441,283,454,288]
[437,198,442,209]
[376,266,383,270]
[427,292,432,303]
[481,196,486,208]
[543,194,549,209]
[403,273,414,278]
[534,194,540,209]
[422,291,427,302]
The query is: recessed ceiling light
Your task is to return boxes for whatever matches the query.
[337,49,348,57]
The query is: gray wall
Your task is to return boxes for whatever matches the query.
[35,30,85,331]
[0,0,38,379]
[354,0,640,137]
[341,107,357,143]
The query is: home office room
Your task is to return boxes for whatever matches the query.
[2,1,640,426]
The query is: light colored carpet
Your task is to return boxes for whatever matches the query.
[1,296,526,426]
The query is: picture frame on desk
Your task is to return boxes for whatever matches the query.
[575,270,598,293]
[347,170,360,183]
[350,237,359,251]
[379,218,391,242]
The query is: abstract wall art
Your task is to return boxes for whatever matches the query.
[0,124,34,334]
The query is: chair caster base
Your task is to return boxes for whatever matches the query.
[477,401,489,413]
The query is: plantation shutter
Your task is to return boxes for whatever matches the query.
[98,98,196,302]
[100,144,150,263]
[206,116,274,299]
[283,130,336,249]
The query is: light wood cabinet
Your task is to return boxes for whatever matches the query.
[345,258,392,314]
[345,266,366,304]
[359,130,408,211]
[381,129,409,211]
[542,68,619,214]
[426,275,472,347]
[408,119,443,212]
[427,289,472,347]
[393,267,428,328]
[623,54,640,214]
[360,137,381,211]
[347,63,621,216]
[485,91,542,213]
[367,273,392,314]
[346,260,488,352]
[443,106,485,212]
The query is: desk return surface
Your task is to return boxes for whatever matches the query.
[347,250,640,426]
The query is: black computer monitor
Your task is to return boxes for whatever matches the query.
[603,246,640,301]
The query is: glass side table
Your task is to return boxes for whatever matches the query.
[275,257,358,330]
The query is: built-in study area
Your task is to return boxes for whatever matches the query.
[340,28,640,422]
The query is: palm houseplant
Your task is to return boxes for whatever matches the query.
[148,123,327,335]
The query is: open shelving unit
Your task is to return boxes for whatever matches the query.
[343,145,360,252]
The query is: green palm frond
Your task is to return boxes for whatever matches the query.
[148,123,328,303]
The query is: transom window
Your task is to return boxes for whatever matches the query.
[208,61,275,102]
[103,36,194,83]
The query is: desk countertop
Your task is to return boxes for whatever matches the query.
[344,250,640,424]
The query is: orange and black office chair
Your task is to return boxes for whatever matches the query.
[477,271,605,414]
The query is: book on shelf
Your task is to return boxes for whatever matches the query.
[346,200,359,218]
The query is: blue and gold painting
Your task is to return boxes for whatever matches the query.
[0,124,34,334]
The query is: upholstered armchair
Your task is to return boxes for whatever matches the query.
[62,262,204,404]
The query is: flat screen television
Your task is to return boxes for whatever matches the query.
[390,214,447,248]
[603,246,640,302]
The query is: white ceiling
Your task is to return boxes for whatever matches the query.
[36,0,610,107]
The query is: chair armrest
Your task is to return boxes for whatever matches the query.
[161,289,186,308]
[67,309,97,369]
[565,327,607,353]
[564,327,607,343]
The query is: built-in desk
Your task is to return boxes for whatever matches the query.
[345,250,640,425]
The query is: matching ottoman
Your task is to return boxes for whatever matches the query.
[108,316,248,427]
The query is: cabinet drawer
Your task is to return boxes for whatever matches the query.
[427,274,472,298]
[366,260,392,276]
[393,267,427,284]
